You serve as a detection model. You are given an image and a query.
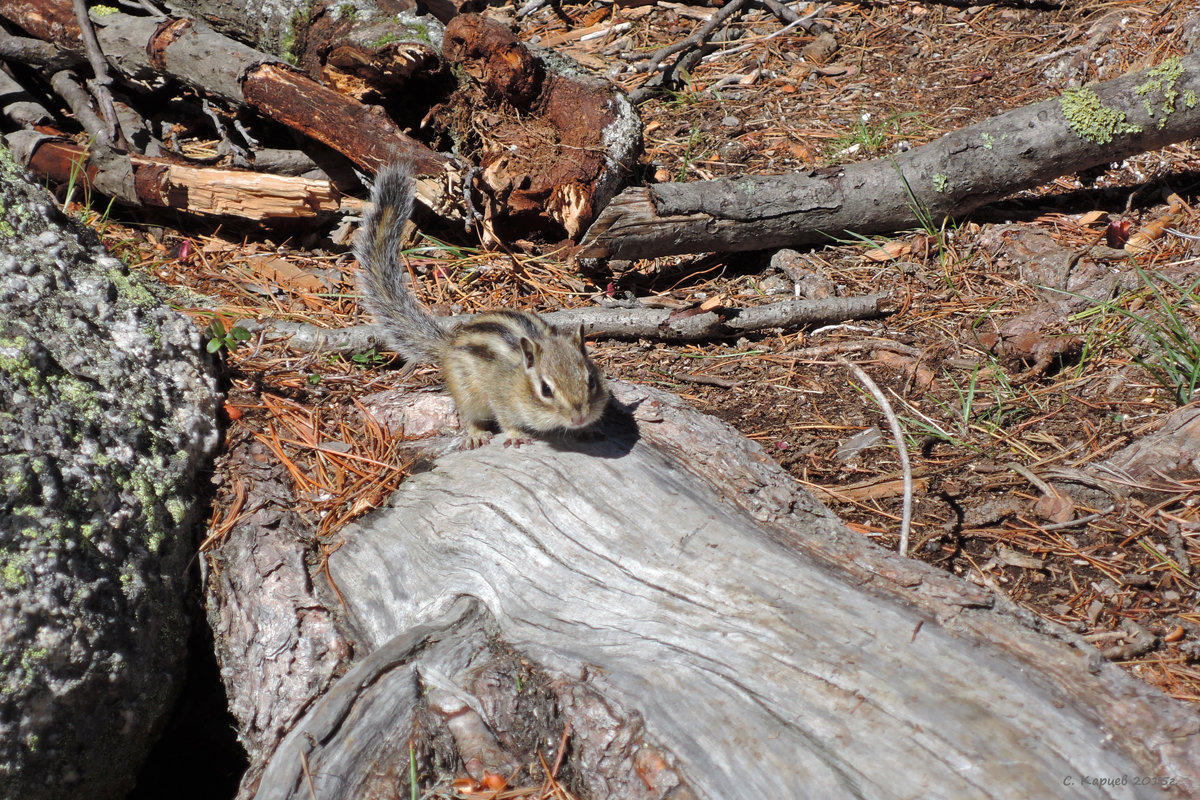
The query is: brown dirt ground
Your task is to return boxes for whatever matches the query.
[84,0,1200,787]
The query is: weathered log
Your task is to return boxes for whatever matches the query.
[579,50,1200,260]
[212,383,1200,799]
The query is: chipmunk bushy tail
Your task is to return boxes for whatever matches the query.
[355,163,449,363]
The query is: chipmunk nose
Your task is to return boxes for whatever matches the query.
[571,412,587,427]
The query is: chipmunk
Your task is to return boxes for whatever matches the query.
[355,163,610,449]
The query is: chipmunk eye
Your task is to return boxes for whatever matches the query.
[540,380,554,399]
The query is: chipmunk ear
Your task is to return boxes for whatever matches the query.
[575,323,586,352]
[519,336,540,369]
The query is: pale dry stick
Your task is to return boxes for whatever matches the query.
[1039,506,1116,531]
[839,358,913,556]
[699,6,824,63]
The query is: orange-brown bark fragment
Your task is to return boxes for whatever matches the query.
[241,62,449,175]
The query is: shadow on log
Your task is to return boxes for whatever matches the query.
[241,384,1200,799]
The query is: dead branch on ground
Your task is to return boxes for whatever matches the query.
[582,51,1200,260]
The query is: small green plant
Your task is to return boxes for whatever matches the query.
[350,349,388,368]
[61,148,116,230]
[409,744,418,800]
[1067,270,1200,405]
[206,319,251,354]
[676,124,708,182]
[1118,271,1200,405]
[661,71,710,109]
[827,111,925,159]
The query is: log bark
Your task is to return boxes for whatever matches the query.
[214,383,1200,800]
[579,50,1200,260]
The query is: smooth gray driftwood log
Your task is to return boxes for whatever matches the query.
[249,383,1200,800]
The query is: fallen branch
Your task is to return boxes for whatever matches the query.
[581,51,1200,260]
[1,1,464,215]
[236,292,893,354]
[628,0,751,103]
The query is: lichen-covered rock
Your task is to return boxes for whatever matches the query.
[0,146,220,799]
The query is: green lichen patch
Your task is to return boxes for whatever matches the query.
[1059,87,1141,144]
[106,267,159,309]
[1134,57,1187,127]
[1,551,28,589]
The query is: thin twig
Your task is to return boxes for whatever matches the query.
[628,0,750,103]
[701,5,826,63]
[72,0,129,151]
[840,358,913,556]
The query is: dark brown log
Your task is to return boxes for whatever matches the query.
[207,383,1200,799]
[0,0,79,48]
[240,62,449,176]
[579,51,1200,260]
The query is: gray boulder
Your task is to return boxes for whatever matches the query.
[0,146,221,799]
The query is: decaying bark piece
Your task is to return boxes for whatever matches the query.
[580,51,1200,260]
[438,14,642,239]
[203,436,350,798]
[223,383,1200,800]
